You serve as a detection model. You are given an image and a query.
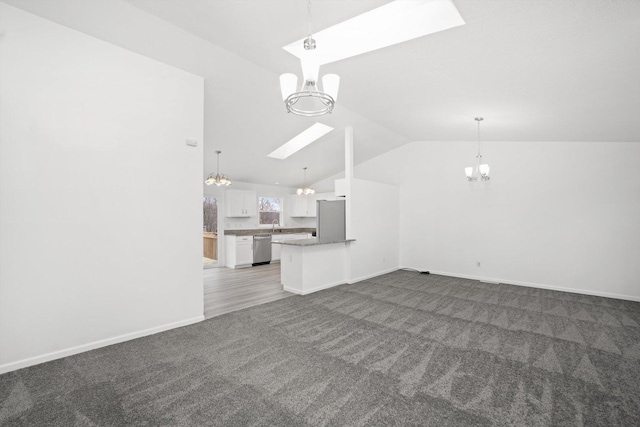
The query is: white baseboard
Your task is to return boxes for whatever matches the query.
[412,268,640,302]
[282,265,401,296]
[283,267,401,296]
[284,279,346,295]
[348,266,400,284]
[0,315,204,375]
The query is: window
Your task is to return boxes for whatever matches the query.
[203,197,217,233]
[258,197,281,225]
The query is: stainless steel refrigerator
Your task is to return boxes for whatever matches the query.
[316,199,346,242]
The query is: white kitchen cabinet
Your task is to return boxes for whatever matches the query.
[225,235,253,268]
[288,194,312,217]
[288,192,335,217]
[226,190,257,217]
[271,241,281,262]
[307,194,318,217]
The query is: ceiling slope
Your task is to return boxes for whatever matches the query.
[5,0,640,187]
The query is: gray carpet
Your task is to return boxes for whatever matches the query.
[2,271,640,426]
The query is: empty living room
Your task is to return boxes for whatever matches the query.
[1,0,639,425]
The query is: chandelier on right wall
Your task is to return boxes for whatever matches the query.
[465,117,490,181]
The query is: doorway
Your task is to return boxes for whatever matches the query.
[203,196,218,268]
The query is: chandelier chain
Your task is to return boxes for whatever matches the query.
[475,117,483,157]
[477,118,481,157]
[307,0,312,39]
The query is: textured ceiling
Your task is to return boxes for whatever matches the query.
[6,0,640,187]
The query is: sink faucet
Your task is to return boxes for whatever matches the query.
[272,219,279,232]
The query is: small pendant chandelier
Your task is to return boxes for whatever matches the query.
[205,150,231,186]
[296,167,315,195]
[465,117,490,181]
[279,0,340,117]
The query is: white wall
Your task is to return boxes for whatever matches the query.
[0,4,204,373]
[356,140,640,301]
[342,178,400,283]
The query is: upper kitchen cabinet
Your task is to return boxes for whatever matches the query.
[288,192,335,217]
[226,190,257,217]
[288,194,311,217]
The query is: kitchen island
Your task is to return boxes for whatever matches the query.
[273,237,355,295]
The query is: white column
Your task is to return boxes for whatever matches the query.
[345,126,354,179]
[344,126,354,282]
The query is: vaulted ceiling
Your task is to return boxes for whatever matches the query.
[6,0,640,187]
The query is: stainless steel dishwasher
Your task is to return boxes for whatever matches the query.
[252,234,272,266]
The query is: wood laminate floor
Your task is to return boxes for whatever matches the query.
[202,257,217,267]
[203,262,294,319]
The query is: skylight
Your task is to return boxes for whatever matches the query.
[283,0,464,65]
[267,123,334,159]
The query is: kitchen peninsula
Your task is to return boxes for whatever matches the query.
[274,237,355,295]
[223,228,314,269]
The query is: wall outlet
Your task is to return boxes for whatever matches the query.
[186,139,197,147]
[477,261,481,267]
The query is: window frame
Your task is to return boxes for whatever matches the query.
[257,196,282,227]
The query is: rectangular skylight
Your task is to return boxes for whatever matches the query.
[267,123,334,159]
[283,0,464,65]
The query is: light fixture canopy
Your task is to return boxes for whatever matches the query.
[205,150,231,186]
[296,167,315,195]
[465,117,490,182]
[280,0,340,117]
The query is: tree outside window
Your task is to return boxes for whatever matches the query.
[259,197,281,225]
[203,197,217,233]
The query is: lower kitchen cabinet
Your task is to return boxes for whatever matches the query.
[225,235,253,268]
[272,241,281,262]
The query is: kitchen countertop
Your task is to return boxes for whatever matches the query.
[224,228,314,236]
[273,238,355,246]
